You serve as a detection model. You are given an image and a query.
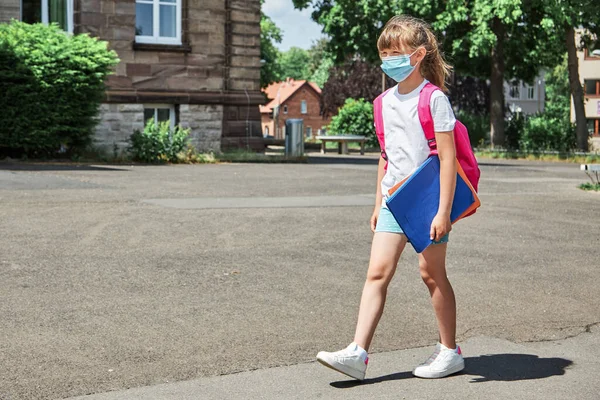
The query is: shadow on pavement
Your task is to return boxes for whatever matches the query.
[0,163,129,172]
[463,353,573,382]
[330,353,573,388]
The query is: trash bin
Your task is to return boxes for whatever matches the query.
[285,119,304,157]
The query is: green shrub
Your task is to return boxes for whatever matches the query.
[504,112,525,151]
[327,98,376,146]
[128,119,191,163]
[456,110,489,147]
[520,115,576,153]
[0,21,119,157]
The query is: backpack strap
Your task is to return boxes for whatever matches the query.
[417,82,440,155]
[373,89,392,168]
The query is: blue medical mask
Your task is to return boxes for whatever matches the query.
[381,50,419,82]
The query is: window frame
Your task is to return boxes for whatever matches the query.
[526,86,535,100]
[508,84,520,100]
[283,105,288,114]
[143,104,176,130]
[587,119,599,136]
[584,80,600,97]
[21,0,74,33]
[301,100,307,114]
[135,0,182,45]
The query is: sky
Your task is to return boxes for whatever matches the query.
[262,0,325,51]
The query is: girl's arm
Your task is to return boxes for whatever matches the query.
[370,156,387,232]
[430,131,457,241]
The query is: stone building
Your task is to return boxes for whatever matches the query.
[0,0,264,153]
[260,79,330,140]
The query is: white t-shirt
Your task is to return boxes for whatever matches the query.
[381,79,456,201]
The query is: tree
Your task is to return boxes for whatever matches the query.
[279,47,311,80]
[307,38,334,87]
[320,58,394,117]
[436,0,562,148]
[293,0,563,148]
[539,0,600,151]
[260,7,283,88]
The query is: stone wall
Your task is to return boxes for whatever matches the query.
[0,0,19,24]
[179,104,223,152]
[95,103,144,154]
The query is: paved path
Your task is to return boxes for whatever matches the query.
[68,326,599,400]
[0,157,598,399]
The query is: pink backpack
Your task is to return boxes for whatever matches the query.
[373,82,480,195]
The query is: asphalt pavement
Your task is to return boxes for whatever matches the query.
[0,155,598,399]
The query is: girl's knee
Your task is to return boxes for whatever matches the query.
[419,261,439,288]
[366,262,395,284]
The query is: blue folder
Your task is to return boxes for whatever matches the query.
[385,156,477,253]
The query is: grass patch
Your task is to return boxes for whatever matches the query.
[475,150,600,164]
[579,183,600,191]
[215,149,307,163]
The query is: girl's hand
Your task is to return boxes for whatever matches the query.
[430,213,452,241]
[370,208,380,233]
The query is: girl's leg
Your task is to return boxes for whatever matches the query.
[418,243,456,349]
[353,232,408,351]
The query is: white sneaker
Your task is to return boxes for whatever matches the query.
[316,343,368,380]
[413,343,464,378]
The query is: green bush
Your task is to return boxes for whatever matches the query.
[456,110,489,147]
[520,115,576,153]
[0,21,119,157]
[129,120,191,163]
[327,98,376,146]
[504,112,525,151]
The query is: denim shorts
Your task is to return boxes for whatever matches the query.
[375,206,449,244]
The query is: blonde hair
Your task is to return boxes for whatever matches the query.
[377,15,452,92]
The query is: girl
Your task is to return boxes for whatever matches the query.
[316,15,463,380]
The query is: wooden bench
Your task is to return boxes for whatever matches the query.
[315,135,367,155]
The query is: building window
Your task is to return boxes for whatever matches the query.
[283,105,288,114]
[526,86,535,100]
[305,126,312,138]
[584,80,600,96]
[144,105,176,129]
[508,83,520,100]
[135,0,181,45]
[21,0,74,33]
[588,119,599,136]
[264,126,269,137]
[301,100,307,114]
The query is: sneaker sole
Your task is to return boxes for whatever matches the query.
[413,360,465,379]
[316,353,366,380]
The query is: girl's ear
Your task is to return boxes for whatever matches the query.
[415,46,427,63]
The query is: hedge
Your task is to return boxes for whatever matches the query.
[0,21,119,157]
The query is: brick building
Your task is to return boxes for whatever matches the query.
[260,79,330,140]
[0,0,264,153]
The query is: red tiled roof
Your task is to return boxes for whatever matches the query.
[260,79,322,113]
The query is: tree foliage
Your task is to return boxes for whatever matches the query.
[320,58,394,117]
[292,0,569,148]
[260,10,283,88]
[278,47,311,80]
